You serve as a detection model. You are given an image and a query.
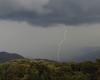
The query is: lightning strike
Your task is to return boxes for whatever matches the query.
[57,26,67,61]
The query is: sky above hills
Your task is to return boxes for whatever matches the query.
[0,0,100,61]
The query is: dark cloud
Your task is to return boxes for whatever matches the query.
[0,0,100,26]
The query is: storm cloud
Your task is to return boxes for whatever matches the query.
[0,0,100,26]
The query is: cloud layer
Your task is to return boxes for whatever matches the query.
[0,0,100,25]
[0,0,49,14]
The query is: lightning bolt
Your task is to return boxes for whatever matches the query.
[57,26,67,61]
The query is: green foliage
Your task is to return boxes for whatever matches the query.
[0,59,99,80]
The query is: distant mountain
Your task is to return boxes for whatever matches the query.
[0,52,24,63]
[75,47,100,61]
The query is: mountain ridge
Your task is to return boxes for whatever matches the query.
[0,52,24,62]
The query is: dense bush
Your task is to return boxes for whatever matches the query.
[0,59,100,80]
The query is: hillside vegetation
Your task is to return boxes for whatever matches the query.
[0,59,100,80]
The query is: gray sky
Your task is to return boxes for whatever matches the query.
[0,0,100,61]
[0,20,100,60]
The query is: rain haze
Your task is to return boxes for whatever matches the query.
[0,0,100,61]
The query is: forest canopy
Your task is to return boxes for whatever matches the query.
[0,59,100,80]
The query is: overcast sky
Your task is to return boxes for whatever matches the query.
[0,0,100,61]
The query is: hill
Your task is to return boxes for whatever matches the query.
[0,52,24,62]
